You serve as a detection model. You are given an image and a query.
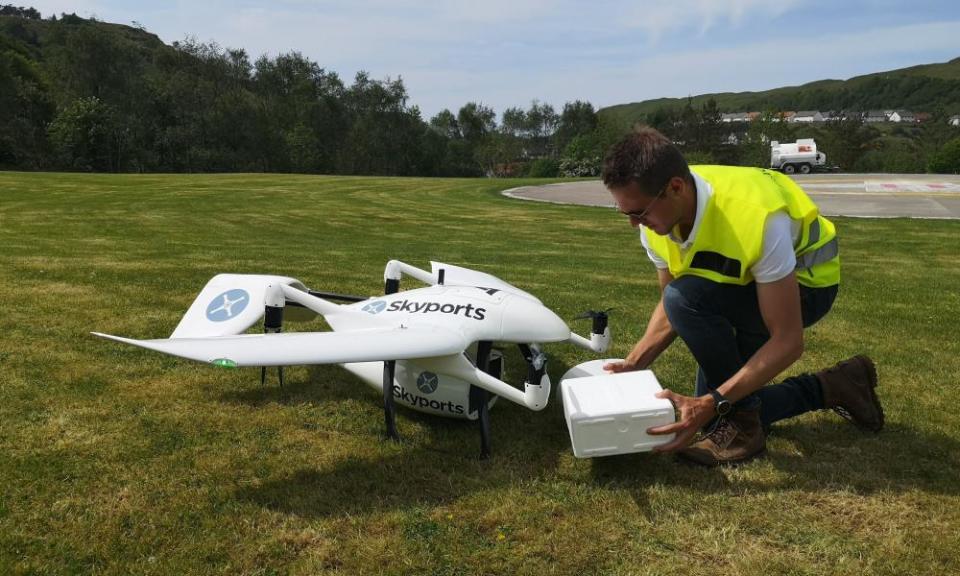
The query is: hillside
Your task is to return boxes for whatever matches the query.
[0,9,458,175]
[599,57,960,129]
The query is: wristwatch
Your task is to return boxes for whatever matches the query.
[709,389,733,417]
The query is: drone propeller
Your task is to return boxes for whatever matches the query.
[574,308,613,335]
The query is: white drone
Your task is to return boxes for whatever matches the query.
[93,260,612,457]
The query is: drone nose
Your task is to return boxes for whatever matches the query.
[501,296,570,343]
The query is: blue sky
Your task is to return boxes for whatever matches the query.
[24,1,960,119]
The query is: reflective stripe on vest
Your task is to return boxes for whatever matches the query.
[796,237,838,270]
[797,218,821,253]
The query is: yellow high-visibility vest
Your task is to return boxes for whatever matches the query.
[643,165,840,288]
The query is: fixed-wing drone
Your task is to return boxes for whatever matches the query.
[93,260,611,457]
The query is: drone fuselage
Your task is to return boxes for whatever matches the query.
[319,284,568,420]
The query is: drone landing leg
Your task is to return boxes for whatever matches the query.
[263,303,285,388]
[473,341,494,459]
[383,360,399,442]
[382,276,401,442]
[260,366,285,388]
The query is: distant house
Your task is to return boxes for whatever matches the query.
[950,115,960,126]
[865,110,888,123]
[772,111,796,123]
[889,110,915,123]
[915,112,931,123]
[793,111,824,123]
[747,111,761,122]
[721,112,750,123]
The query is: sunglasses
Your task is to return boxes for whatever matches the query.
[617,182,669,221]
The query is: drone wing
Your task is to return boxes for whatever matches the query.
[91,325,468,367]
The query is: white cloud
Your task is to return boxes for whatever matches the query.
[617,0,806,43]
[583,19,960,108]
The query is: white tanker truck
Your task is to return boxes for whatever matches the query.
[770,139,828,174]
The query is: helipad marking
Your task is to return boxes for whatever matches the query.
[864,181,960,193]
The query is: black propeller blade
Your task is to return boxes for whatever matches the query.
[574,307,613,335]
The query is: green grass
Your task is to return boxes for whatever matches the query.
[1,171,959,575]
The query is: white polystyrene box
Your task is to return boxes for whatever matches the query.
[560,361,676,458]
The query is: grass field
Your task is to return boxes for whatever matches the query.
[1,171,959,575]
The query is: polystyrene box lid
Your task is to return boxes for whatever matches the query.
[562,370,673,418]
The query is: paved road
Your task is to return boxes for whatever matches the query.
[503,173,960,219]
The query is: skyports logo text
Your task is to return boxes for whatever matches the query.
[393,384,465,415]
[386,299,486,320]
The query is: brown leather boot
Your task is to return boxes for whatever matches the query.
[679,407,766,467]
[817,355,884,432]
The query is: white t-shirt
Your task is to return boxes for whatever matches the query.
[639,171,800,283]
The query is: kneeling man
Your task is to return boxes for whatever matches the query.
[602,127,884,466]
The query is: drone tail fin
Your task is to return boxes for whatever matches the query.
[169,274,316,339]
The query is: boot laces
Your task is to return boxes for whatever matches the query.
[705,418,738,448]
[832,405,853,422]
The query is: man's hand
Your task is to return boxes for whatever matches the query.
[603,359,639,373]
[647,389,715,453]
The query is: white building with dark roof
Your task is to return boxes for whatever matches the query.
[792,111,824,123]
[889,110,915,123]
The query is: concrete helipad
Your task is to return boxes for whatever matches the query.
[504,173,960,219]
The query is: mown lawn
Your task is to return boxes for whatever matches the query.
[1,171,958,575]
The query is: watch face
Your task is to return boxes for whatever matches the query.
[710,390,732,416]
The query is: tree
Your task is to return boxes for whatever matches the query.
[0,42,54,168]
[0,5,41,19]
[429,109,460,139]
[853,136,924,173]
[456,102,496,143]
[741,111,793,167]
[500,107,526,139]
[48,96,121,171]
[817,116,875,170]
[553,100,598,154]
[454,102,497,173]
[522,100,558,158]
[927,137,960,173]
[337,72,427,176]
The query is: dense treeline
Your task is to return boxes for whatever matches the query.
[0,9,609,176]
[2,7,959,175]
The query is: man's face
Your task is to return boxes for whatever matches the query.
[608,179,678,235]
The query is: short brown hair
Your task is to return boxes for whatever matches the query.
[601,126,691,195]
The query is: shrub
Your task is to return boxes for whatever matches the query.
[527,158,560,177]
[927,138,960,174]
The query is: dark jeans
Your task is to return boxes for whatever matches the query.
[661,275,838,429]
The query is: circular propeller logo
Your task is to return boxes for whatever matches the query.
[416,371,439,394]
[362,300,387,314]
[206,289,249,322]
